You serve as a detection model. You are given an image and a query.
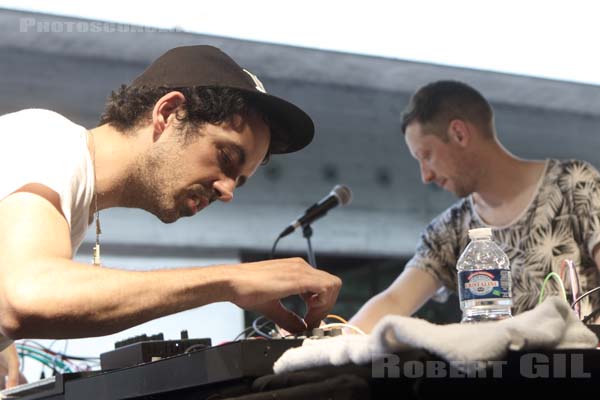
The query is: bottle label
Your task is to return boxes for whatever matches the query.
[458,269,511,300]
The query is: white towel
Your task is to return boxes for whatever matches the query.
[274,296,598,374]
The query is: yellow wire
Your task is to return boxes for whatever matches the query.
[325,314,348,324]
[538,271,568,304]
[320,323,367,336]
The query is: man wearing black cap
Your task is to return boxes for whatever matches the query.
[0,46,341,373]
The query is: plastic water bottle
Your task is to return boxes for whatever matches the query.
[457,227,512,323]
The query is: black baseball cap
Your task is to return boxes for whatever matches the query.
[131,45,314,154]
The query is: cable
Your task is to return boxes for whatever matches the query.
[572,287,600,309]
[319,323,367,336]
[270,235,282,260]
[19,353,59,373]
[559,261,568,283]
[19,346,26,373]
[16,341,100,374]
[16,345,74,370]
[20,340,99,361]
[304,232,316,267]
[232,326,256,341]
[252,316,273,338]
[582,308,600,324]
[16,347,72,373]
[62,339,69,359]
[563,259,582,318]
[538,272,567,304]
[325,314,348,324]
[233,316,275,341]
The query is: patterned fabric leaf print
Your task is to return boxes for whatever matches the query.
[526,216,577,273]
[405,159,600,318]
[561,160,597,190]
[567,162,600,217]
[494,224,525,260]
[530,178,563,229]
[568,163,600,246]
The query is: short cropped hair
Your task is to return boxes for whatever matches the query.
[99,85,281,161]
[400,80,495,139]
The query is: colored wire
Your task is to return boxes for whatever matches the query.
[325,314,348,324]
[16,346,72,372]
[562,259,582,318]
[319,323,367,336]
[17,345,74,370]
[19,353,61,372]
[559,261,568,283]
[21,340,99,361]
[538,272,567,304]
[16,341,100,374]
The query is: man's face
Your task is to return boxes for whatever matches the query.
[404,121,475,198]
[126,111,270,223]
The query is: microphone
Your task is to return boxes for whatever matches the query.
[278,184,352,238]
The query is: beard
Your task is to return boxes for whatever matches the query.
[119,143,201,223]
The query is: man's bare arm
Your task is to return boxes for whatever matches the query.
[0,189,341,339]
[349,268,441,333]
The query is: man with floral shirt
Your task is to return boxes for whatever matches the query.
[351,80,600,332]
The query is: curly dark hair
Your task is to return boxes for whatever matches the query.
[99,85,280,161]
[400,80,495,140]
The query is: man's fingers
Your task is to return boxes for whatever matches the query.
[258,301,307,334]
[232,259,342,333]
[302,293,331,329]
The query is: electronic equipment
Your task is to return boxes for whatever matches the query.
[4,344,600,399]
[99,331,212,370]
[1,338,304,399]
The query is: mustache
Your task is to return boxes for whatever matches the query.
[185,184,218,204]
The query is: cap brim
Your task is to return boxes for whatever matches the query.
[244,91,315,154]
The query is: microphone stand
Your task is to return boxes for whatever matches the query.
[302,224,317,267]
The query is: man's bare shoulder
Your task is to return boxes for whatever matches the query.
[0,185,72,262]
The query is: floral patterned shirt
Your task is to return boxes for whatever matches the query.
[406,159,600,317]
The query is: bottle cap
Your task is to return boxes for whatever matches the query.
[468,227,492,240]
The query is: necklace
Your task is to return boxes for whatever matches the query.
[89,131,102,266]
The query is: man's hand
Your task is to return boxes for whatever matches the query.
[0,343,27,389]
[349,268,441,333]
[0,189,340,339]
[228,258,342,333]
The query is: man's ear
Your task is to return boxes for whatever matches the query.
[151,91,186,140]
[448,119,471,147]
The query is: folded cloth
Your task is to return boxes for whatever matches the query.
[274,296,598,374]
